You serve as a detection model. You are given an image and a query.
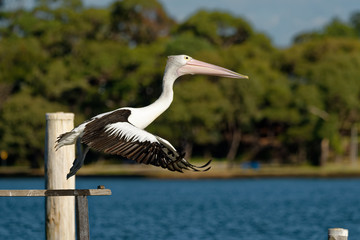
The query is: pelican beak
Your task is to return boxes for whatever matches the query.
[177,59,249,79]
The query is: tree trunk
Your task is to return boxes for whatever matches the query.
[297,143,307,164]
[184,141,193,160]
[320,138,329,167]
[335,154,343,164]
[350,124,358,166]
[227,129,241,169]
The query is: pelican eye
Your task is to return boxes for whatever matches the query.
[184,56,190,60]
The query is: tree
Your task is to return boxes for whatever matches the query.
[293,16,359,44]
[281,38,360,164]
[177,10,253,46]
[4,1,360,169]
[110,0,174,45]
[350,11,360,36]
[323,18,357,37]
[0,92,65,167]
[164,32,214,56]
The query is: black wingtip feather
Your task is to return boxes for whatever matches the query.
[196,159,212,169]
[172,159,212,173]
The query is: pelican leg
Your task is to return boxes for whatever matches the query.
[67,138,90,179]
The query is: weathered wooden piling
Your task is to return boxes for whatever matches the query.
[328,228,348,240]
[45,112,75,240]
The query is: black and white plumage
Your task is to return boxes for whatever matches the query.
[56,55,248,179]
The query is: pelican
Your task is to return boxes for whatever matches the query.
[56,55,248,179]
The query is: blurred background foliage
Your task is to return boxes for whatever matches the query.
[1,0,360,168]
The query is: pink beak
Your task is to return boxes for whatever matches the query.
[177,59,248,79]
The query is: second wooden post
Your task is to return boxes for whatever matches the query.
[328,228,348,240]
[45,112,75,240]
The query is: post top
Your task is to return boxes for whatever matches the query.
[46,112,74,120]
[328,228,348,236]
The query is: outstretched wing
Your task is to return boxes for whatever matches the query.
[81,111,211,172]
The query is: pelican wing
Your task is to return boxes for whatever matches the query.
[81,111,210,172]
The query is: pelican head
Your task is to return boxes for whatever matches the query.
[167,55,249,79]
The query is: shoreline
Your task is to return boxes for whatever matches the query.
[1,162,360,179]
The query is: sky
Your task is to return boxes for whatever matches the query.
[155,0,360,47]
[8,0,360,47]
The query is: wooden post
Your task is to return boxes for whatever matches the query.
[45,112,75,240]
[76,196,90,240]
[328,228,348,240]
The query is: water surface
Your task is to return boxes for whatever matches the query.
[0,178,359,240]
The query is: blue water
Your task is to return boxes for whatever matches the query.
[0,178,359,240]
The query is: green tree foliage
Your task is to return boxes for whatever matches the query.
[323,18,358,37]
[0,92,65,167]
[110,0,174,45]
[1,1,360,168]
[350,11,360,35]
[177,10,253,46]
[164,33,214,56]
[281,38,360,164]
[293,11,360,44]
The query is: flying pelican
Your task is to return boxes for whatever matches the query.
[56,55,248,179]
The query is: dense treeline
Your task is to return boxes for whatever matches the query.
[0,0,360,168]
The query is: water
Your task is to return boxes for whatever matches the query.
[0,178,359,240]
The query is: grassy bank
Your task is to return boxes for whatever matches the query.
[1,161,360,178]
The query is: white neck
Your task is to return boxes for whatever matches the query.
[127,66,178,129]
